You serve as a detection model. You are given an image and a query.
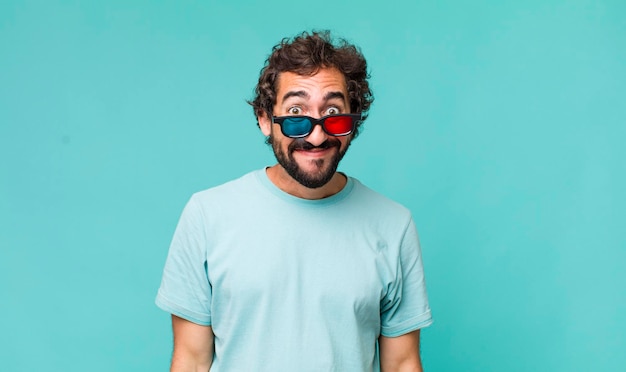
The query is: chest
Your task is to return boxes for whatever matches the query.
[204,218,395,329]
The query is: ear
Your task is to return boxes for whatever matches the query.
[258,111,272,137]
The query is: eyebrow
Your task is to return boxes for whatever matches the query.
[281,90,347,103]
[282,90,309,101]
[323,91,346,102]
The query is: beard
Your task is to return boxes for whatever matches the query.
[268,134,349,189]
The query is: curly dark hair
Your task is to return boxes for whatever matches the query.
[249,30,374,138]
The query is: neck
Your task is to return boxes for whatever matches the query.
[265,164,347,200]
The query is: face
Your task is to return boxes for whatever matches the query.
[259,68,352,189]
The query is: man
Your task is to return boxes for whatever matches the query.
[156,30,433,371]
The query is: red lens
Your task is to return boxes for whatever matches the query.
[324,116,353,135]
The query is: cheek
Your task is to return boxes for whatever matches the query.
[338,137,351,151]
[272,132,294,152]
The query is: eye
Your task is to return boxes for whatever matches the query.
[325,107,340,115]
[288,106,302,115]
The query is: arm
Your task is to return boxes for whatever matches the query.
[170,315,214,372]
[379,329,423,372]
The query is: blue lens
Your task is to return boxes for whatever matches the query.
[282,117,312,137]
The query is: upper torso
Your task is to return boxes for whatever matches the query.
[156,169,432,371]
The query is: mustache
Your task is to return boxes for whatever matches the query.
[289,138,341,151]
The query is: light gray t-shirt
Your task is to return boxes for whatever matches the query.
[156,168,432,371]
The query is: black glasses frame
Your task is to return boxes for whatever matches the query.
[270,113,362,138]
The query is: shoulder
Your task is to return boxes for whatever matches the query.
[190,169,262,204]
[175,170,265,224]
[347,177,413,221]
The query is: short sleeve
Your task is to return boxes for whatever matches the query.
[155,196,212,325]
[380,218,433,337]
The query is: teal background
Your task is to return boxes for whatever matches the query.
[1,0,624,371]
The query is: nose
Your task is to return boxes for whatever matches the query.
[304,122,329,146]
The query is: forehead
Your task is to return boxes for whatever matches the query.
[275,68,348,101]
